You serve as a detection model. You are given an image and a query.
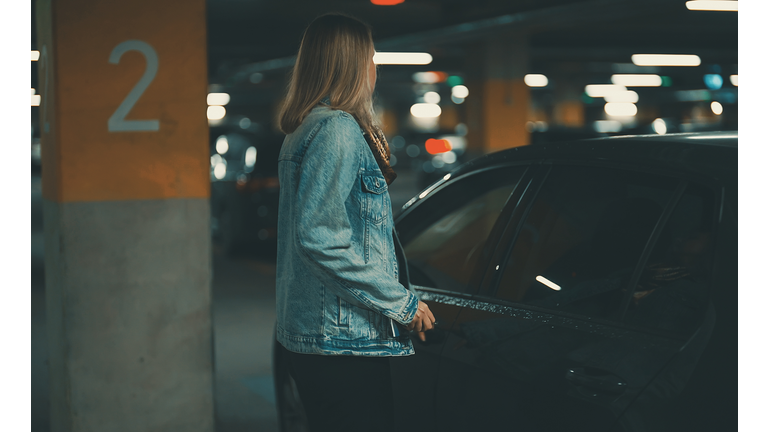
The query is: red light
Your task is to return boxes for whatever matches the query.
[425,139,452,155]
[428,71,448,83]
[371,0,405,5]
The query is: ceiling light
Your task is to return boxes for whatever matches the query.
[32,95,41,106]
[604,102,637,116]
[730,75,738,86]
[374,52,433,65]
[245,147,257,167]
[207,106,226,120]
[207,93,230,106]
[371,0,405,5]
[31,50,39,61]
[451,85,469,98]
[604,90,639,103]
[524,74,548,87]
[711,101,723,115]
[585,84,627,97]
[216,136,229,154]
[610,74,662,87]
[410,103,441,118]
[424,91,441,104]
[631,54,701,67]
[413,72,440,84]
[685,1,738,11]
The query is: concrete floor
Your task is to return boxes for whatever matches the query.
[30,169,422,431]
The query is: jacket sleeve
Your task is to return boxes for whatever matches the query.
[293,113,419,326]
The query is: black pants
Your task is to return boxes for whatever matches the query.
[286,349,395,432]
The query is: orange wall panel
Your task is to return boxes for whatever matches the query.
[38,0,209,202]
[482,79,530,151]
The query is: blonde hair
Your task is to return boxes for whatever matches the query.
[277,13,377,135]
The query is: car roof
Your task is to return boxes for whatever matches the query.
[451,132,737,182]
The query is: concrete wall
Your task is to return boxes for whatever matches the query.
[44,198,214,432]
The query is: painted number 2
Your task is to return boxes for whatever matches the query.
[108,40,160,132]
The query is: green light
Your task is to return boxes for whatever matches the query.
[661,76,673,87]
[447,75,464,87]
[581,93,594,104]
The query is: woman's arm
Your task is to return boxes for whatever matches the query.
[294,113,419,326]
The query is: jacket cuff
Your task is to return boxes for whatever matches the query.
[394,290,420,326]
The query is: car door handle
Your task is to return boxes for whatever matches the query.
[565,368,628,395]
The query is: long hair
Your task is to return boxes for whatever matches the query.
[278,13,377,135]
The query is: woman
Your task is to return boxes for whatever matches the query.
[274,12,436,432]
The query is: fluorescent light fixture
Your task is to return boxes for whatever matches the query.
[593,120,622,133]
[605,102,637,116]
[730,75,738,86]
[31,50,40,61]
[585,84,627,97]
[652,118,667,135]
[424,91,441,104]
[536,276,561,291]
[451,85,469,98]
[411,103,441,118]
[632,54,701,67]
[524,74,549,87]
[604,90,639,103]
[214,163,226,180]
[611,74,662,87]
[31,95,41,106]
[711,101,723,115]
[374,52,433,65]
[216,136,229,154]
[245,146,257,167]
[31,88,36,95]
[686,1,738,11]
[207,93,230,106]
[207,106,226,120]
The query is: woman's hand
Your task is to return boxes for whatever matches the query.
[407,301,437,342]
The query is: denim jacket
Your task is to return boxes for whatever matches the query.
[275,103,419,356]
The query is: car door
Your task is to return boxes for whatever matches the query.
[391,164,535,431]
[433,163,718,432]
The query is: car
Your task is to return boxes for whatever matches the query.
[273,131,737,432]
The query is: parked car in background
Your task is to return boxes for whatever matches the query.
[209,126,281,257]
[274,132,737,432]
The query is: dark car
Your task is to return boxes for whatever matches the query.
[273,132,737,432]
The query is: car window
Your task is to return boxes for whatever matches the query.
[624,183,715,336]
[402,167,527,294]
[493,165,678,319]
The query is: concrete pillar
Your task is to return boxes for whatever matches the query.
[36,1,214,431]
[465,30,531,155]
[552,65,586,128]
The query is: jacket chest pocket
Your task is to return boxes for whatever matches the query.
[361,173,388,224]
